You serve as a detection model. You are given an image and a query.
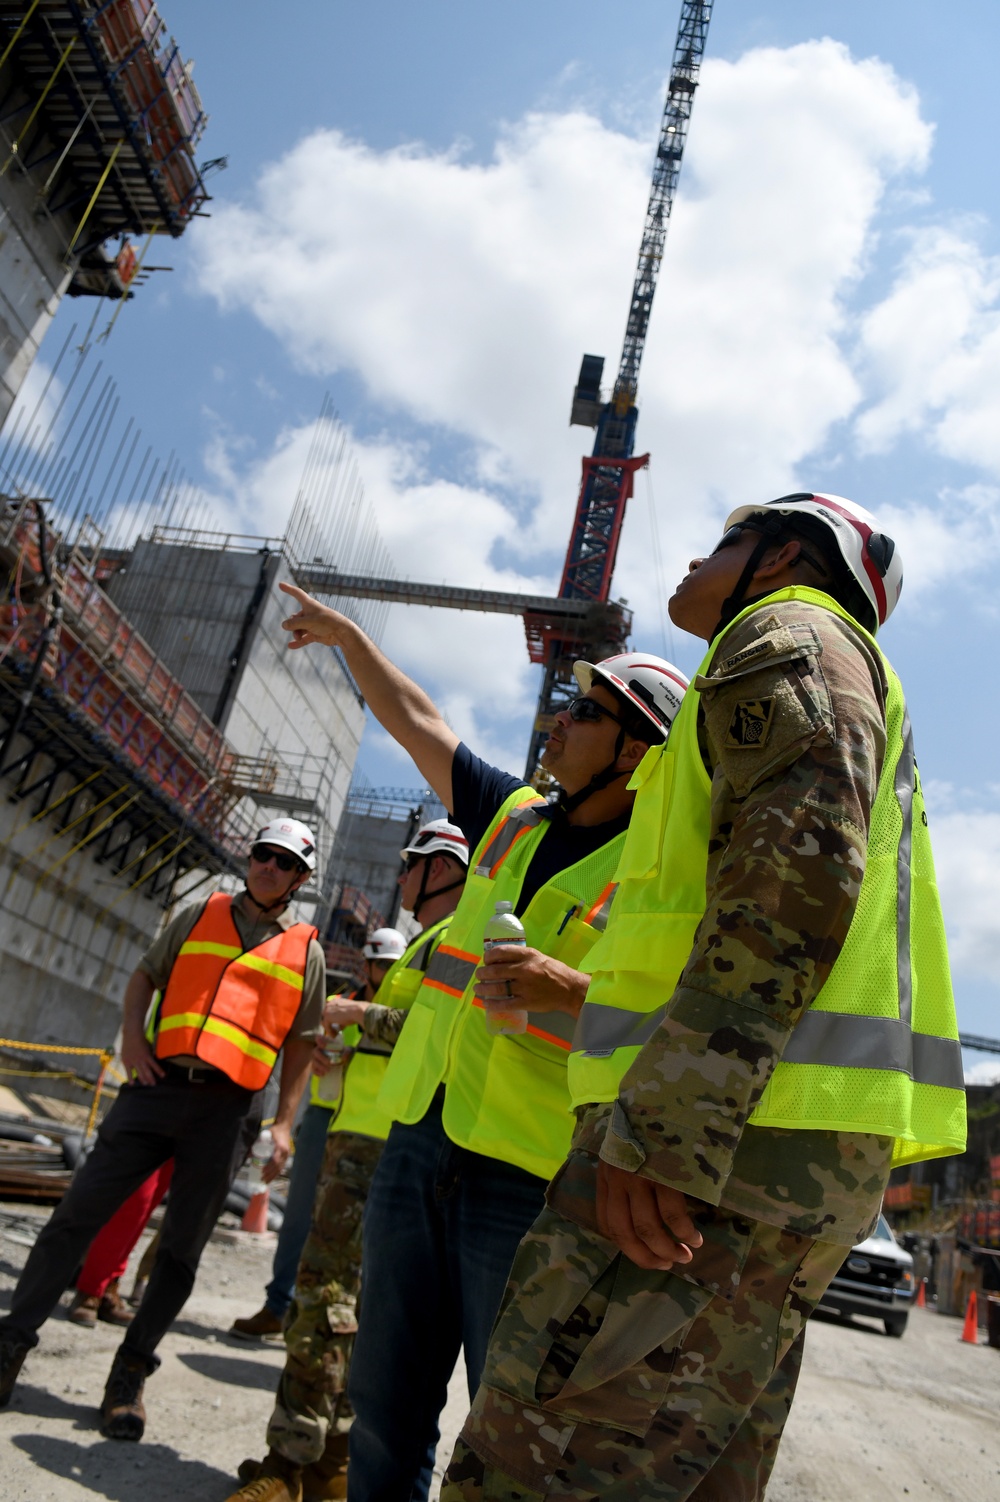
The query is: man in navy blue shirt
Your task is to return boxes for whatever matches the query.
[277,585,686,1502]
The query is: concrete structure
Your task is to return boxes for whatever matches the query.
[0,502,371,1104]
[0,0,208,426]
[104,529,368,912]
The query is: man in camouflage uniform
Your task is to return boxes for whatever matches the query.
[230,823,468,1502]
[443,494,962,1501]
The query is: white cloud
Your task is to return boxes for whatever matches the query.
[193,38,930,589]
[879,484,1000,597]
[929,807,1000,980]
[854,226,1000,474]
[965,1060,1000,1086]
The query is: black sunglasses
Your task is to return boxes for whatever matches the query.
[567,696,625,729]
[712,522,828,577]
[251,844,305,874]
[402,852,430,873]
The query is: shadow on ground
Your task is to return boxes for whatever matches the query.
[8,1433,233,1499]
[178,1350,281,1391]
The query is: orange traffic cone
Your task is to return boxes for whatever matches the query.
[241,1186,270,1234]
[916,1279,926,1308]
[961,1289,979,1344]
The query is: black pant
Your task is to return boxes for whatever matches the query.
[0,1073,261,1365]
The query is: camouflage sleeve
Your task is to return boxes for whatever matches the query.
[360,1003,407,1048]
[600,605,888,1202]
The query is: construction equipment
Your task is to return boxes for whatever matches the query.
[527,0,714,774]
[305,2,714,778]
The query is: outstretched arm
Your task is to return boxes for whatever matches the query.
[280,583,459,811]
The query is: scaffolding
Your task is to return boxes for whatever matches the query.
[0,493,260,899]
[0,0,208,255]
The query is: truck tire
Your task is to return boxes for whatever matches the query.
[884,1314,907,1338]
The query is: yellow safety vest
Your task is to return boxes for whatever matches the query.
[325,918,452,1141]
[572,587,966,1167]
[377,788,625,1180]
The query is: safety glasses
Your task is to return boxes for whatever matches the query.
[567,696,625,729]
[251,844,304,874]
[711,522,828,577]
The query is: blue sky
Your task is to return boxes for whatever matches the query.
[24,2,1000,1055]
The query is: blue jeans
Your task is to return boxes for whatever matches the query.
[265,1102,333,1317]
[348,1094,547,1502]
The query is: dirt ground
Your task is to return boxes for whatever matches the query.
[1,1201,998,1501]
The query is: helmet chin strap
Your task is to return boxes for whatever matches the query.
[549,727,629,819]
[411,857,465,921]
[712,516,786,641]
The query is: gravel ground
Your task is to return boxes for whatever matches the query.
[1,1203,997,1501]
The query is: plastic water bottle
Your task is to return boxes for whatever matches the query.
[483,900,527,1036]
[316,1026,346,1101]
[245,1128,273,1189]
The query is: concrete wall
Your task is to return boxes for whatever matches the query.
[0,171,73,428]
[224,556,366,913]
[106,540,272,724]
[0,737,164,1083]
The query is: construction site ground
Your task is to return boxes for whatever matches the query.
[0,1203,997,1501]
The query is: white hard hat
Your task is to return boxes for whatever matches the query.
[574,653,688,739]
[724,493,903,631]
[253,818,317,872]
[363,928,408,962]
[399,818,470,867]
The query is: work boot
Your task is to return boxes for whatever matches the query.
[301,1430,350,1501]
[0,1336,30,1409]
[68,1292,101,1328]
[99,1348,150,1441]
[230,1305,283,1340]
[98,1280,135,1327]
[224,1450,303,1502]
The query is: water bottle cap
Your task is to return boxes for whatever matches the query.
[496,901,513,913]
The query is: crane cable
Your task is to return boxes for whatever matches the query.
[642,464,678,664]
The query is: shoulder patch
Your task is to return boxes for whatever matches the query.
[726,698,775,749]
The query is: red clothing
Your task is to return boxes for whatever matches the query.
[76,1159,174,1298]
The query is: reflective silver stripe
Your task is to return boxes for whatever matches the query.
[474,802,546,877]
[574,999,666,1055]
[425,948,477,995]
[407,933,438,970]
[526,1007,577,1047]
[783,1012,964,1090]
[576,1002,963,1089]
[587,884,618,933]
[894,709,914,1029]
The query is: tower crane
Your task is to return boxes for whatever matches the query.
[524,0,714,776]
[302,2,714,778]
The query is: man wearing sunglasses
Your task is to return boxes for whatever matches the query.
[443,494,964,1502]
[278,583,687,1501]
[0,819,326,1444]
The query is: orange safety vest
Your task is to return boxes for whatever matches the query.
[154,893,317,1090]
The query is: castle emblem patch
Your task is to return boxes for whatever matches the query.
[726,698,775,748]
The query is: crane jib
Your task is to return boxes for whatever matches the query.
[526,1,714,780]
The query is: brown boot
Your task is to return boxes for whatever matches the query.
[99,1348,150,1441]
[302,1430,349,1501]
[230,1305,283,1340]
[224,1450,303,1501]
[98,1279,135,1327]
[68,1292,100,1328]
